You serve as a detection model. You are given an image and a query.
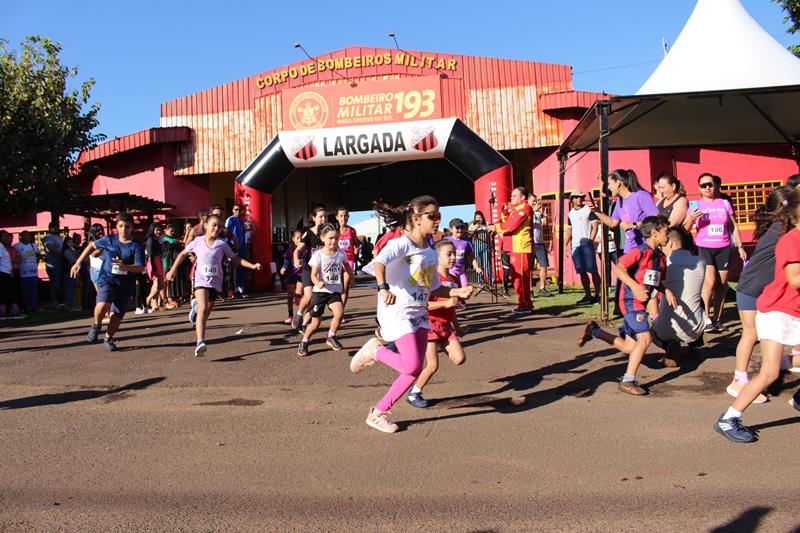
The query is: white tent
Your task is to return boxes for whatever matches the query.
[638,0,800,94]
[352,216,384,243]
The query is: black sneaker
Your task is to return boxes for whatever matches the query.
[537,288,552,297]
[326,336,343,351]
[297,340,309,356]
[714,414,756,443]
[291,314,302,331]
[86,324,101,343]
[104,338,118,352]
[790,389,800,412]
[576,296,592,305]
[407,391,428,408]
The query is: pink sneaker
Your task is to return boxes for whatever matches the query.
[350,338,380,373]
[365,409,398,433]
[283,316,293,324]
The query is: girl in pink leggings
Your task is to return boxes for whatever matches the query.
[350,195,474,433]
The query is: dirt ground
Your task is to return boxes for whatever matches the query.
[1,288,798,532]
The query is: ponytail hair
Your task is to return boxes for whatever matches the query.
[608,169,645,206]
[656,172,685,197]
[374,195,439,230]
[754,186,798,239]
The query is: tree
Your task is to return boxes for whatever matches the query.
[774,0,800,57]
[0,36,105,220]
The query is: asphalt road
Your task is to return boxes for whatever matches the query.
[1,289,798,532]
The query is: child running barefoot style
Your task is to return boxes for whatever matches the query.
[280,230,304,325]
[350,195,474,433]
[714,189,800,443]
[70,212,144,352]
[166,215,261,357]
[406,239,467,408]
[577,216,671,396]
[297,224,353,356]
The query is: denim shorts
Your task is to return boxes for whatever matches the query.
[736,290,757,312]
[96,283,133,317]
[571,240,598,274]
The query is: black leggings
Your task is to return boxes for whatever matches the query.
[0,272,18,306]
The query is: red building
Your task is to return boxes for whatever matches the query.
[7,46,798,287]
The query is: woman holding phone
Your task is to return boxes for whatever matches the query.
[685,173,747,332]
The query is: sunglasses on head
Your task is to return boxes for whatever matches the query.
[418,210,441,222]
[699,182,715,189]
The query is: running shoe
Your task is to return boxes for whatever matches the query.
[578,321,598,347]
[725,380,768,404]
[790,389,800,412]
[291,314,302,331]
[282,316,293,325]
[350,337,380,373]
[104,338,118,352]
[537,288,552,297]
[576,296,592,305]
[365,409,398,433]
[713,414,756,443]
[189,298,198,325]
[500,292,511,300]
[512,307,533,315]
[590,296,600,304]
[194,341,207,357]
[704,320,715,333]
[134,308,146,315]
[297,340,309,357]
[326,336,343,351]
[86,324,101,343]
[407,392,428,408]
[618,380,647,396]
[713,321,726,332]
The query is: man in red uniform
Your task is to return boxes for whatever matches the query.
[495,186,533,314]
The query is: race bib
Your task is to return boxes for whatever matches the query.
[203,265,218,276]
[338,238,350,249]
[407,290,429,307]
[111,263,126,276]
[707,224,725,236]
[323,268,341,284]
[643,269,661,286]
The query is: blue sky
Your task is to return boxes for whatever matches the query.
[2,0,795,224]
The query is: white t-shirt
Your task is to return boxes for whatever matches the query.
[0,245,12,275]
[308,249,347,294]
[13,242,39,278]
[567,206,598,250]
[374,236,442,341]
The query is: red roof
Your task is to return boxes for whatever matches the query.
[539,91,608,112]
[79,127,191,164]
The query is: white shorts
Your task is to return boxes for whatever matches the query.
[756,311,800,346]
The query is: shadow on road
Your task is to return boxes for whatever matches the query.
[0,377,166,410]
[709,506,772,532]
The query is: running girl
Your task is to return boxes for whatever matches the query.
[292,206,327,332]
[70,212,144,352]
[297,224,352,356]
[350,195,474,433]
[406,239,467,408]
[714,188,800,443]
[336,207,359,307]
[280,230,304,324]
[166,214,261,357]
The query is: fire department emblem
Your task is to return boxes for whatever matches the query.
[291,135,317,160]
[289,91,329,130]
[411,126,438,152]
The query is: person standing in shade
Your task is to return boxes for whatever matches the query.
[655,173,689,227]
[13,231,39,313]
[494,187,534,314]
[42,221,65,311]
[565,190,601,305]
[226,204,248,298]
[528,195,552,297]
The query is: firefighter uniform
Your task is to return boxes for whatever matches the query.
[495,201,533,311]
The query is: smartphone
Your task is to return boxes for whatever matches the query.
[688,200,699,213]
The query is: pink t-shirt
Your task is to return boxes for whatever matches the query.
[693,198,734,248]
[185,236,236,291]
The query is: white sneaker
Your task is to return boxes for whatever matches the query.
[134,308,146,315]
[194,341,207,357]
[350,337,380,373]
[366,409,398,433]
[726,380,768,404]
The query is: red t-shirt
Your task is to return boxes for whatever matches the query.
[757,227,800,318]
[374,227,404,254]
[617,245,666,313]
[429,271,460,325]
[337,226,358,261]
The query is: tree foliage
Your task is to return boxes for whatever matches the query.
[0,36,105,219]
[774,0,800,57]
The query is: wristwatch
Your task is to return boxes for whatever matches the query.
[377,283,390,291]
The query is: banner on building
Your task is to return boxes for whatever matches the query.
[281,76,442,131]
[278,118,456,168]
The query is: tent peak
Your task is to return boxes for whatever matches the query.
[637,0,800,95]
